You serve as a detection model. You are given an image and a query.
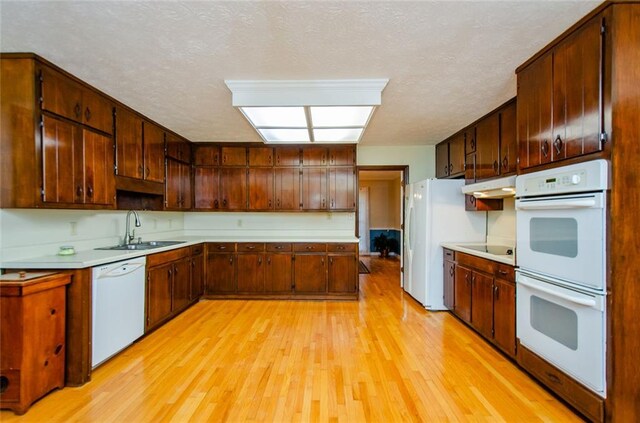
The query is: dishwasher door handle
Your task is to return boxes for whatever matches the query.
[97,263,145,279]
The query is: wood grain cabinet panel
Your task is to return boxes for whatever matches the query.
[82,130,115,205]
[328,254,357,294]
[444,257,455,311]
[165,159,191,210]
[294,254,327,293]
[448,133,466,176]
[193,167,219,210]
[475,112,500,180]
[193,145,219,166]
[274,147,300,166]
[499,101,517,175]
[190,250,204,300]
[493,278,516,356]
[435,142,450,178]
[79,87,113,134]
[328,167,356,210]
[166,133,191,163]
[142,122,165,183]
[301,168,327,210]
[219,168,247,210]
[328,146,356,166]
[454,266,472,323]
[171,258,191,312]
[302,147,327,166]
[146,263,173,329]
[249,147,274,166]
[265,253,293,293]
[248,168,274,210]
[274,168,301,210]
[471,271,494,339]
[115,106,144,179]
[221,146,247,166]
[237,253,265,293]
[205,253,237,294]
[40,65,83,123]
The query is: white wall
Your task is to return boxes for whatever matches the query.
[358,179,401,229]
[357,145,435,183]
[0,209,185,262]
[486,197,516,247]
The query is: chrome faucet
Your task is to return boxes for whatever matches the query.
[124,210,141,245]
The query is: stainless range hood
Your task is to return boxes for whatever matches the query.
[461,175,516,198]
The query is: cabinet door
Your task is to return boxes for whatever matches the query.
[190,253,204,300]
[219,168,247,210]
[275,147,300,166]
[237,253,265,293]
[147,264,173,329]
[205,254,236,294]
[328,167,356,210]
[221,146,247,166]
[81,88,113,134]
[471,272,494,339]
[194,145,219,166]
[449,133,466,177]
[443,260,455,310]
[274,168,300,210]
[454,266,472,323]
[249,147,274,166]
[328,146,356,166]
[143,122,165,183]
[552,16,602,161]
[302,147,327,166]
[82,130,115,205]
[165,159,181,209]
[115,107,144,179]
[499,101,517,175]
[265,253,292,293]
[40,66,83,122]
[517,53,553,170]
[465,127,476,154]
[475,113,500,180]
[41,116,82,204]
[172,259,191,312]
[180,161,192,210]
[194,167,219,209]
[294,254,327,293]
[301,168,327,210]
[166,134,191,163]
[493,278,516,357]
[248,168,274,210]
[435,142,449,178]
[465,153,476,183]
[328,254,357,293]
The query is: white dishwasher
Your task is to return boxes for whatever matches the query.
[92,257,146,368]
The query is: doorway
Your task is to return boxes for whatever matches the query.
[357,166,407,284]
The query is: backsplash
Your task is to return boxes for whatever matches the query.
[486,197,516,247]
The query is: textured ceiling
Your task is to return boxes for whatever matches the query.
[0,1,599,146]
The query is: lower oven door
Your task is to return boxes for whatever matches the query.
[516,271,606,396]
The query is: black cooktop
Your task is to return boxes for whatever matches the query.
[463,245,514,256]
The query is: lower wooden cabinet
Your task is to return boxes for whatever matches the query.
[493,278,516,356]
[471,271,494,339]
[443,250,456,310]
[454,266,472,323]
[204,242,358,299]
[190,245,204,300]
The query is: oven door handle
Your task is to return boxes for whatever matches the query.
[518,278,596,307]
[516,197,597,210]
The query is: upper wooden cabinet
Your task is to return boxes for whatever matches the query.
[275,147,301,166]
[302,147,327,166]
[435,132,465,179]
[40,65,113,134]
[165,159,191,210]
[499,101,517,175]
[475,113,500,180]
[193,145,219,166]
[166,133,191,164]
[248,147,274,167]
[328,167,356,210]
[328,146,356,166]
[518,12,606,171]
[143,121,166,183]
[221,146,247,166]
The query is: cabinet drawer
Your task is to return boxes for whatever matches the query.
[294,243,326,252]
[443,248,455,260]
[147,247,190,267]
[190,244,204,255]
[495,263,515,281]
[237,243,265,252]
[327,243,356,252]
[457,252,496,274]
[266,243,292,252]
[208,243,236,253]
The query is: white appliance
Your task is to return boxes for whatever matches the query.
[515,159,609,397]
[404,179,486,309]
[92,257,146,368]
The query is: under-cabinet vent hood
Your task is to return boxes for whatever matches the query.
[461,175,516,199]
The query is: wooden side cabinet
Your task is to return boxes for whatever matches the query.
[0,272,71,415]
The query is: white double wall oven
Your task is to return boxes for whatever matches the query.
[515,159,609,397]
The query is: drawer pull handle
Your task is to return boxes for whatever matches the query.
[44,360,49,367]
[50,308,56,315]
[498,270,508,275]
[218,246,226,250]
[55,344,63,355]
[546,372,561,384]
[275,246,283,250]
[306,246,314,250]
[246,246,255,250]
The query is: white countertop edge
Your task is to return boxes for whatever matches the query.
[1,236,360,269]
[441,242,516,267]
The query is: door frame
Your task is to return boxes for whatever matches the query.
[356,165,409,278]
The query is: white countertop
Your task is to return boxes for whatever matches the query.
[441,242,516,266]
[1,235,359,270]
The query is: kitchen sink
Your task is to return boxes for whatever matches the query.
[95,241,185,251]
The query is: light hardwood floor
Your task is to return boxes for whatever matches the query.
[2,256,579,422]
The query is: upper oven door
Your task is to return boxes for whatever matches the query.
[516,192,605,291]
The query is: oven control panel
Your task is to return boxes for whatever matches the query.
[516,159,609,197]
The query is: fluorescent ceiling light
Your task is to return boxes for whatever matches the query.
[225,79,388,144]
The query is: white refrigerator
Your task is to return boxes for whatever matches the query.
[404,179,486,310]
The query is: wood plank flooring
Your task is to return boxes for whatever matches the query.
[1,256,580,422]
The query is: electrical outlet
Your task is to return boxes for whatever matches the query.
[70,222,77,236]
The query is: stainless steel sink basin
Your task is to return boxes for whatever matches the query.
[95,241,185,251]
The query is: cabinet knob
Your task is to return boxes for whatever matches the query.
[50,308,57,315]
[267,257,271,264]
[502,156,508,171]
[493,160,499,175]
[449,266,454,276]
[449,163,453,173]
[229,257,233,265]
[275,245,283,250]
[542,140,549,158]
[84,107,91,121]
[55,344,63,355]
[247,246,255,250]
[87,186,93,198]
[76,186,83,197]
[258,257,262,265]
[74,103,81,118]
[214,199,219,209]
[554,135,564,155]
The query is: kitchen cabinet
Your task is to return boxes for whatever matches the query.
[328,145,356,166]
[166,133,191,163]
[454,266,472,323]
[249,147,274,167]
[265,244,293,293]
[237,243,266,293]
[0,273,71,415]
[248,168,274,210]
[475,112,500,180]
[205,243,237,294]
[470,271,494,339]
[302,147,327,166]
[275,147,301,166]
[41,116,115,206]
[165,159,192,210]
[193,167,219,209]
[327,244,357,294]
[518,13,605,170]
[301,168,327,210]
[443,249,455,310]
[219,167,247,210]
[493,277,516,356]
[146,247,192,331]
[193,145,219,166]
[190,244,204,300]
[142,122,166,183]
[499,101,517,175]
[221,146,247,166]
[435,132,465,179]
[328,167,356,210]
[274,168,301,211]
[294,254,327,293]
[40,65,113,135]
[464,195,503,212]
